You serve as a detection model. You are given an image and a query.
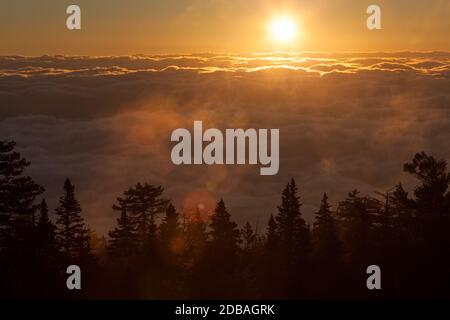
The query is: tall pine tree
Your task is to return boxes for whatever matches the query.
[209,199,241,256]
[191,199,242,299]
[0,141,44,225]
[337,189,380,263]
[184,208,207,265]
[274,179,310,297]
[261,214,280,298]
[241,221,256,251]
[36,199,58,260]
[55,178,90,259]
[112,182,168,252]
[312,193,342,297]
[108,208,136,259]
[265,214,278,250]
[0,141,44,298]
[313,193,341,264]
[159,203,182,259]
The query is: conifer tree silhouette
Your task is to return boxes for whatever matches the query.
[313,193,341,263]
[190,200,242,299]
[159,203,182,261]
[108,208,136,259]
[312,193,342,297]
[0,141,44,223]
[274,179,310,297]
[265,214,278,251]
[403,152,450,297]
[112,183,168,253]
[276,179,309,257]
[259,214,280,298]
[337,190,380,261]
[241,221,256,251]
[157,203,184,298]
[209,199,241,256]
[36,199,58,260]
[55,178,90,259]
[184,208,207,265]
[404,152,450,221]
[0,141,44,298]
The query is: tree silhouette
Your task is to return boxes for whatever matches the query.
[184,208,207,266]
[190,200,242,299]
[313,193,341,262]
[403,152,450,297]
[312,193,342,297]
[55,178,90,260]
[241,221,256,251]
[0,141,44,298]
[112,183,168,253]
[0,141,44,223]
[259,214,279,298]
[157,203,184,298]
[265,214,278,251]
[337,190,380,262]
[108,208,136,259]
[159,203,183,261]
[276,179,309,256]
[240,221,262,298]
[209,199,241,256]
[274,179,310,297]
[105,207,138,298]
[36,199,58,259]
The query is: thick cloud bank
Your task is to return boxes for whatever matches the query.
[1,52,449,234]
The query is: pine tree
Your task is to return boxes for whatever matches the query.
[404,152,450,222]
[76,225,94,262]
[388,184,416,239]
[265,214,278,250]
[0,141,44,298]
[113,182,168,251]
[209,199,241,256]
[275,179,309,263]
[191,200,242,299]
[158,203,184,298]
[273,179,310,298]
[241,221,256,251]
[0,141,44,255]
[55,178,88,259]
[403,153,450,295]
[239,221,259,299]
[312,193,342,297]
[108,208,136,258]
[261,215,280,298]
[313,193,341,263]
[314,193,332,227]
[36,199,58,259]
[184,208,207,265]
[337,190,380,264]
[159,203,182,256]
[25,199,61,298]
[0,141,44,224]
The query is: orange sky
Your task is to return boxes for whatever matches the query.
[1,0,449,55]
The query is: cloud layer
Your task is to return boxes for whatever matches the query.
[1,52,449,234]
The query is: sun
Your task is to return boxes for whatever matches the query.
[268,16,298,43]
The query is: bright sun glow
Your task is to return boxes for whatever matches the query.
[269,16,298,43]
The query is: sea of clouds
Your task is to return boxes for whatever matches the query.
[1,52,449,234]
